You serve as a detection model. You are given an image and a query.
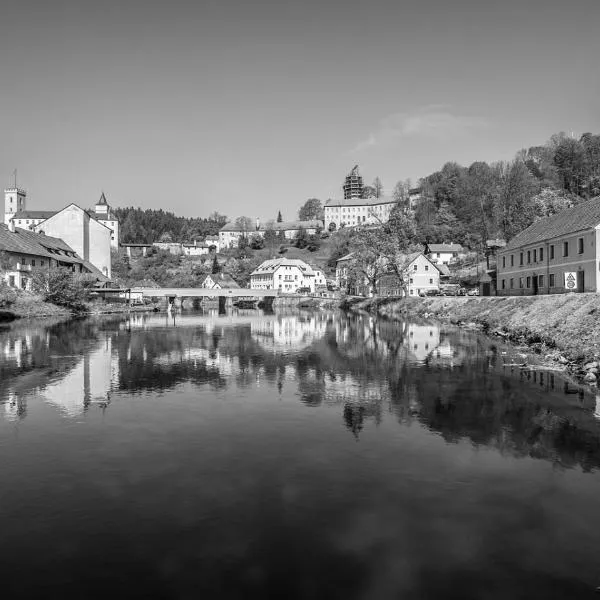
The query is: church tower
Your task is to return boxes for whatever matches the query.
[95,191,109,217]
[4,188,26,226]
[343,165,364,199]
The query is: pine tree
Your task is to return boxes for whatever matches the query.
[277,211,283,222]
[211,255,221,274]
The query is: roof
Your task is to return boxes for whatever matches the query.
[336,252,355,263]
[219,220,322,233]
[503,196,600,251]
[96,192,108,206]
[204,273,239,288]
[12,210,57,220]
[39,204,112,232]
[251,258,315,276]
[324,196,396,208]
[427,243,465,253]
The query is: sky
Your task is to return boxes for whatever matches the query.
[0,0,599,221]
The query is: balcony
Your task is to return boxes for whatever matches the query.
[16,263,32,271]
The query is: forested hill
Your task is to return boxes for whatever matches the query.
[114,207,227,244]
[412,131,600,248]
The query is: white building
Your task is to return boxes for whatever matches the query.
[405,253,442,297]
[324,196,397,230]
[33,204,112,278]
[4,189,120,250]
[250,258,316,293]
[219,219,322,249]
[425,242,466,266]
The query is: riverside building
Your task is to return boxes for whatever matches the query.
[496,196,600,295]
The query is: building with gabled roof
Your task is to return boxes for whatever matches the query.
[0,223,109,290]
[425,242,466,265]
[201,273,240,290]
[250,258,316,293]
[497,196,600,295]
[32,204,112,278]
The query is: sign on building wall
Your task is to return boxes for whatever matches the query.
[564,272,577,290]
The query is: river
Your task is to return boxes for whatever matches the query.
[1,310,600,599]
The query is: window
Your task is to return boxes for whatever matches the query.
[578,237,584,254]
[502,256,506,268]
[533,249,537,262]
[549,273,555,287]
[502,279,506,289]
[424,265,429,271]
[563,241,569,257]
[539,247,544,262]
[413,264,417,271]
[429,278,433,284]
[510,278,514,289]
[409,278,413,284]
[527,250,531,264]
[511,255,514,267]
[40,261,44,267]
[526,276,531,288]
[550,245,554,260]
[519,278,524,288]
[520,253,524,265]
[31,260,35,267]
[539,275,544,287]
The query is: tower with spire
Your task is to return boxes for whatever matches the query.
[4,187,27,226]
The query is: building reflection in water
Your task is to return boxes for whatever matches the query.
[2,311,600,472]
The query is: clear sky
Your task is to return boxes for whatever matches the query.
[1,0,599,221]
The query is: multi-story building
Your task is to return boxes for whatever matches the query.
[405,253,442,296]
[0,222,108,290]
[33,204,112,278]
[4,189,120,250]
[496,197,600,295]
[250,258,316,293]
[425,242,466,266]
[324,196,397,230]
[219,219,322,249]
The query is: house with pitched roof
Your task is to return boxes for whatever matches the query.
[496,197,600,295]
[0,223,109,290]
[200,273,240,289]
[250,258,316,293]
[425,242,466,265]
[32,204,112,279]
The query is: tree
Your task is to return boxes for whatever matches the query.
[32,269,86,311]
[277,211,283,223]
[295,227,309,249]
[362,185,376,199]
[211,255,221,274]
[298,198,323,221]
[249,233,265,250]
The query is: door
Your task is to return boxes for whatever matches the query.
[577,270,585,292]
[532,275,539,295]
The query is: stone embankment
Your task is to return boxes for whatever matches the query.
[343,294,600,385]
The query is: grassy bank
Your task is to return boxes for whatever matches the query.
[344,294,600,380]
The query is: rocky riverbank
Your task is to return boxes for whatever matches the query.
[343,294,600,385]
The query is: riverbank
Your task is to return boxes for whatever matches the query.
[343,294,600,384]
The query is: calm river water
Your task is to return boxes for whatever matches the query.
[2,310,600,599]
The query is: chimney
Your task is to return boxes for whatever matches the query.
[8,219,15,233]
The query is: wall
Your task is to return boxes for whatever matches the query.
[497,228,598,296]
[88,217,112,278]
[407,255,439,296]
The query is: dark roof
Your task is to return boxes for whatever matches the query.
[12,210,56,220]
[503,197,600,251]
[324,196,396,208]
[427,243,465,253]
[0,225,74,260]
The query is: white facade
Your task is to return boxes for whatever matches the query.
[324,197,396,230]
[313,267,326,288]
[4,188,26,225]
[33,204,112,278]
[250,258,316,293]
[406,254,440,297]
[426,243,465,266]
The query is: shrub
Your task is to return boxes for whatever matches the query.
[0,281,17,308]
[32,269,86,311]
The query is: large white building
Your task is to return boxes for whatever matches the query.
[324,196,397,230]
[250,258,317,293]
[219,219,322,249]
[4,189,120,249]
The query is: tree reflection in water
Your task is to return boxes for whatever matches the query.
[1,311,599,471]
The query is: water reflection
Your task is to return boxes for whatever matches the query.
[1,311,599,472]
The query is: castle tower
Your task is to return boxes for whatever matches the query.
[95,191,109,217]
[4,188,26,226]
[343,165,363,199]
